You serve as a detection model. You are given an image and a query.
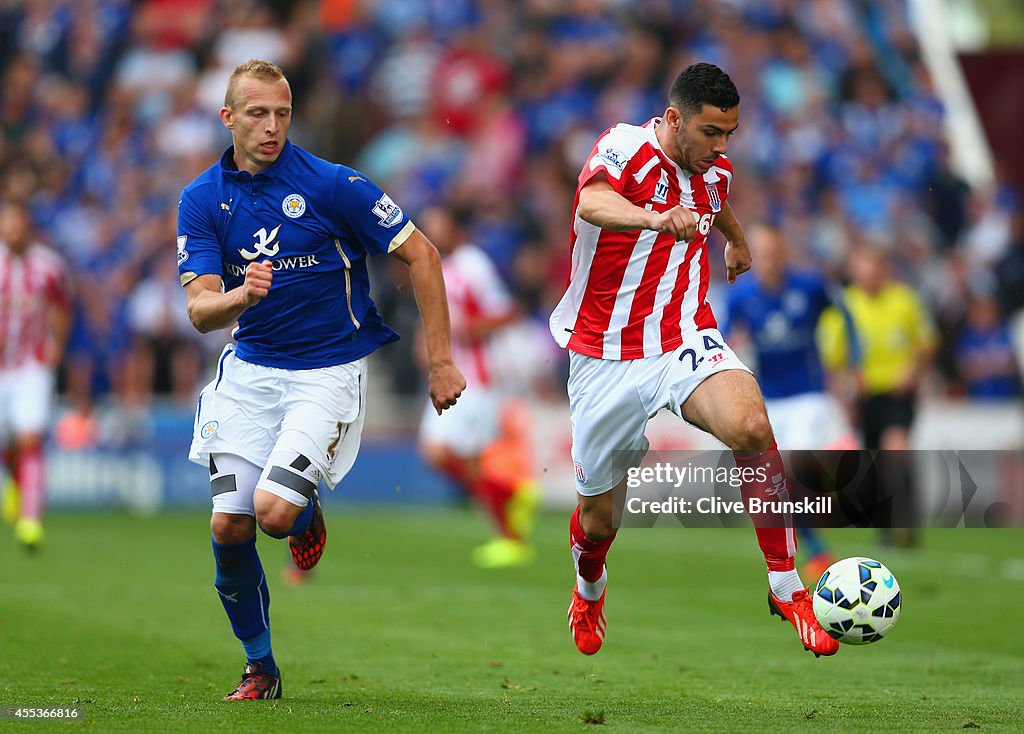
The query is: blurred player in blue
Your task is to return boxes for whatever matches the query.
[725,223,859,581]
[177,60,465,700]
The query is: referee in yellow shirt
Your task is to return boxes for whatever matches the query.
[819,246,936,543]
[820,247,937,450]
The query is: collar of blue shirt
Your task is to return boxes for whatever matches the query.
[218,140,296,180]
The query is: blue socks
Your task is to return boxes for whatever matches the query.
[241,629,274,672]
[258,500,313,540]
[212,536,278,677]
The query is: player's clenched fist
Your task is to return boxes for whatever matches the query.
[650,205,698,242]
[724,239,752,284]
[242,260,273,305]
[429,361,467,414]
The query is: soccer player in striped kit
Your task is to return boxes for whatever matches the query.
[417,206,539,568]
[0,201,72,550]
[551,63,838,657]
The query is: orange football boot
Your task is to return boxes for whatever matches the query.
[768,588,840,657]
[568,587,607,655]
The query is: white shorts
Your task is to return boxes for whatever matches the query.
[190,346,367,514]
[418,387,501,458]
[0,361,54,438]
[765,392,852,450]
[569,328,750,496]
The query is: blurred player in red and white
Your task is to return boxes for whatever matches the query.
[418,206,539,568]
[550,63,838,657]
[0,201,72,550]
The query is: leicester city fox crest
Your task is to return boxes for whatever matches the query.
[282,193,306,218]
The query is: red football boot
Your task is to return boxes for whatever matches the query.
[223,662,282,700]
[568,587,606,655]
[289,490,326,571]
[768,588,840,657]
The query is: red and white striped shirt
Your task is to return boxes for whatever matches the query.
[549,117,732,360]
[443,244,514,388]
[0,242,71,370]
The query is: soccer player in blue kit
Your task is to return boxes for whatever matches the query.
[177,59,465,700]
[725,223,859,579]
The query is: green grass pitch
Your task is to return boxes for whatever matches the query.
[2,509,1022,732]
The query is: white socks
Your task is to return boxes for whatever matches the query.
[576,568,608,601]
[577,568,802,602]
[768,569,804,602]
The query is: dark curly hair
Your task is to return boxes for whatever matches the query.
[668,63,740,119]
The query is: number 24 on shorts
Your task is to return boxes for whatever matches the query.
[678,334,725,372]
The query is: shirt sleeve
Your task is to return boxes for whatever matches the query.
[176,187,223,287]
[331,170,415,256]
[578,125,644,196]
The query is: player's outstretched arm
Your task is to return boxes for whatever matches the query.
[578,180,697,242]
[390,229,466,413]
[714,201,751,283]
[184,262,272,333]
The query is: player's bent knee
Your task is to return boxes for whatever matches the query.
[255,510,296,537]
[254,505,300,537]
[210,513,256,544]
[253,489,304,536]
[578,493,616,540]
[732,412,774,451]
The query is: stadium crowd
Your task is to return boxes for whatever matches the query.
[1,0,1022,435]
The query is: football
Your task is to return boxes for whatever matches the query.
[812,557,901,644]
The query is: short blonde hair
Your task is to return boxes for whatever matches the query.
[224,59,287,109]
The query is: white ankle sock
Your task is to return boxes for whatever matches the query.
[576,568,607,601]
[768,569,804,602]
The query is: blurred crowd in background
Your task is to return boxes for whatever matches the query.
[2,0,1023,445]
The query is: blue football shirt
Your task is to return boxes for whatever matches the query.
[725,270,833,399]
[177,142,414,369]
[956,324,1022,399]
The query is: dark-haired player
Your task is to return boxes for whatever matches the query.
[550,63,838,658]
